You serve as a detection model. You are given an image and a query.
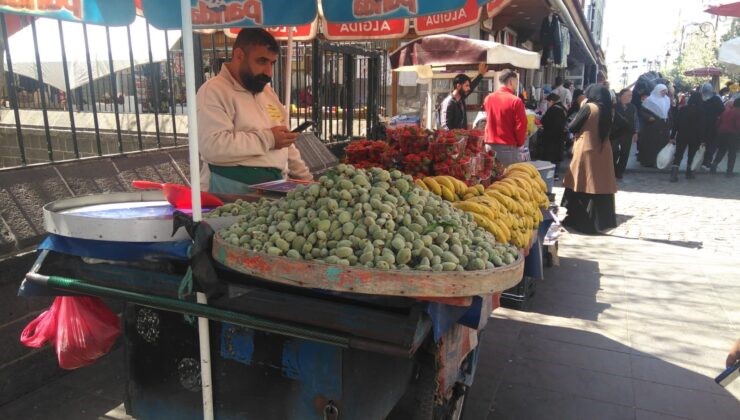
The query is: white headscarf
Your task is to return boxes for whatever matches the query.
[641,84,670,120]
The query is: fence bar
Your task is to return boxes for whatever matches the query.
[209,32,217,78]
[82,23,102,155]
[126,25,143,151]
[311,39,321,139]
[57,20,78,158]
[144,20,162,148]
[0,13,26,165]
[30,18,53,161]
[105,26,123,153]
[164,30,178,145]
[344,53,354,138]
[367,56,376,134]
[224,32,230,60]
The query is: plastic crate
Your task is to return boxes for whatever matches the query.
[530,160,556,194]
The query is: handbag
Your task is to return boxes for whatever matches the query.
[691,144,705,172]
[656,143,675,170]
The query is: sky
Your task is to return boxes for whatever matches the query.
[601,0,734,86]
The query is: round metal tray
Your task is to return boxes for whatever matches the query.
[212,234,525,298]
[44,191,238,242]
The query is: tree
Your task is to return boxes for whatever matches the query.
[668,28,719,88]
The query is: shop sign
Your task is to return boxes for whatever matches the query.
[414,0,480,36]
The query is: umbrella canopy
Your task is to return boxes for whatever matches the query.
[705,2,740,17]
[389,34,541,74]
[4,16,178,91]
[719,36,740,73]
[683,66,723,77]
[222,0,500,41]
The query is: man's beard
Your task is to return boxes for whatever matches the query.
[241,72,271,93]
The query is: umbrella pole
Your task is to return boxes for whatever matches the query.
[178,1,214,420]
[284,29,293,115]
[426,84,433,130]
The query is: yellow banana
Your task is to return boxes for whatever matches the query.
[465,186,480,197]
[492,219,512,242]
[434,176,455,193]
[423,177,442,196]
[454,201,497,221]
[470,213,502,239]
[440,185,457,202]
[414,178,428,191]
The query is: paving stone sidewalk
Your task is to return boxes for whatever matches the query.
[463,171,740,420]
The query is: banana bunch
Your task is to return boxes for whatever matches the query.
[414,166,550,249]
[414,175,473,202]
[480,162,550,248]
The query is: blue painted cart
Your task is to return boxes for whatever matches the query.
[21,196,523,419]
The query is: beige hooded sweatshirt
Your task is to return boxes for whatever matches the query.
[196,65,311,190]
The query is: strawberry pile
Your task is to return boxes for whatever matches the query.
[343,127,505,185]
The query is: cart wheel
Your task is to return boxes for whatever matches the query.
[412,354,437,420]
[439,383,467,420]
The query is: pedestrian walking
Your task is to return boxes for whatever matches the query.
[483,69,528,166]
[611,88,639,179]
[540,92,567,179]
[637,84,671,168]
[552,77,573,110]
[700,83,727,169]
[710,97,740,177]
[669,91,705,182]
[439,63,488,130]
[565,88,585,157]
[561,84,617,234]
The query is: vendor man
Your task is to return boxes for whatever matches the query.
[439,63,488,130]
[196,28,312,193]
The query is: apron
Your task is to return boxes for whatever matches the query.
[208,164,283,194]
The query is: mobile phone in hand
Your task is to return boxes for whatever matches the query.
[291,120,315,133]
[715,361,739,387]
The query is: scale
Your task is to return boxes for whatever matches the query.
[43,191,238,242]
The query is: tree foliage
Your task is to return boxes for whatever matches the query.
[669,18,740,88]
[668,28,719,88]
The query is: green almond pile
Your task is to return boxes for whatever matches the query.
[215,164,518,271]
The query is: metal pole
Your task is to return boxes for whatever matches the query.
[311,38,321,138]
[29,18,53,161]
[145,20,162,148]
[0,13,26,165]
[164,30,178,145]
[126,25,143,151]
[284,28,293,114]
[57,20,78,158]
[105,26,123,153]
[82,23,102,155]
[178,2,211,420]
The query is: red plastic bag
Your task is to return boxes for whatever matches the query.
[20,296,121,370]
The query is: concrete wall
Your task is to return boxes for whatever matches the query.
[0,148,190,405]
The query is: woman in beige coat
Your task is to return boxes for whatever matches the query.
[561,84,617,234]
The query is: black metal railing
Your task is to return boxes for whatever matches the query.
[0,14,389,169]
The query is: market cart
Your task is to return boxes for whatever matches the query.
[20,190,524,419]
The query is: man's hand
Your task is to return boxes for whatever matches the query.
[727,339,740,368]
[478,63,489,75]
[271,126,299,149]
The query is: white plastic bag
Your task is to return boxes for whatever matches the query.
[691,144,705,172]
[656,143,675,169]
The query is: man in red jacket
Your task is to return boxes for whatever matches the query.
[483,69,528,165]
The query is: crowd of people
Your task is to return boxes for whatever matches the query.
[438,68,738,235]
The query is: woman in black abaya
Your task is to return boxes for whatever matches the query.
[637,84,671,167]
